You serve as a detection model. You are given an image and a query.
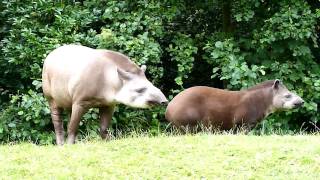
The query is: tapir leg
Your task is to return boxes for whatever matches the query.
[234,118,257,134]
[67,104,87,144]
[99,106,115,140]
[49,100,64,145]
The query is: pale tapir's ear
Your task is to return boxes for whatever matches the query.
[117,68,133,81]
[273,79,281,89]
[141,65,147,73]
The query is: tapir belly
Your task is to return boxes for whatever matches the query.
[165,86,240,129]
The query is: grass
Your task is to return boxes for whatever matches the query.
[0,133,319,179]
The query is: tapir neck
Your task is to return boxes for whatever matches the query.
[241,89,273,122]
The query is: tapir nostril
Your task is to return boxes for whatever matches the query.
[294,101,304,107]
[161,101,169,106]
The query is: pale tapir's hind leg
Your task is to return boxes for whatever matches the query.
[67,104,88,144]
[99,106,115,140]
[49,100,64,145]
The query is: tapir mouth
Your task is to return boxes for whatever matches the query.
[147,100,161,106]
[293,101,304,108]
[147,100,168,107]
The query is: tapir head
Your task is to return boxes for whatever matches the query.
[271,79,304,110]
[115,65,168,108]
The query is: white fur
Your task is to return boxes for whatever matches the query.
[115,76,167,108]
[272,89,304,110]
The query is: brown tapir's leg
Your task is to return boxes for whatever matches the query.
[67,104,87,144]
[99,106,115,140]
[234,118,257,134]
[244,121,258,133]
[49,100,64,145]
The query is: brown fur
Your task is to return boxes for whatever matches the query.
[165,80,303,131]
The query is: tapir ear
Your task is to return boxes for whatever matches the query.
[273,79,281,89]
[117,68,133,81]
[141,65,147,73]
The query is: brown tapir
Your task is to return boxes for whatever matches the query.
[42,44,168,145]
[165,80,304,131]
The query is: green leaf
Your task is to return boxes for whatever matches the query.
[235,14,242,22]
[8,123,16,128]
[175,77,183,86]
[215,41,223,49]
[212,67,220,73]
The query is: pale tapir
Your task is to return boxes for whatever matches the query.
[42,44,168,145]
[165,80,304,131]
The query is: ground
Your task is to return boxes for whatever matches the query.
[0,134,319,179]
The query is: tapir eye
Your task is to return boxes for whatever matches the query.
[135,87,147,93]
[285,94,292,99]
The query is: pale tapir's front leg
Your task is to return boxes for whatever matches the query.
[67,104,88,144]
[49,100,64,145]
[99,106,115,140]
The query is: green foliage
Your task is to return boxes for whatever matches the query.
[96,1,175,82]
[0,0,319,143]
[0,89,53,144]
[256,1,317,46]
[0,0,99,90]
[204,38,266,89]
[167,33,198,89]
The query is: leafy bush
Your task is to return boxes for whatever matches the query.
[0,89,53,144]
[167,33,198,90]
[0,0,319,143]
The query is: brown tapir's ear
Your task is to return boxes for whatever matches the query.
[117,68,133,81]
[273,79,281,89]
[141,65,147,73]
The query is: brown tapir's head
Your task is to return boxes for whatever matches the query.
[114,65,168,108]
[271,79,304,110]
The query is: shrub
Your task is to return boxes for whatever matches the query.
[0,0,319,143]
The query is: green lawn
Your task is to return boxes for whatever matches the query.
[0,134,319,179]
